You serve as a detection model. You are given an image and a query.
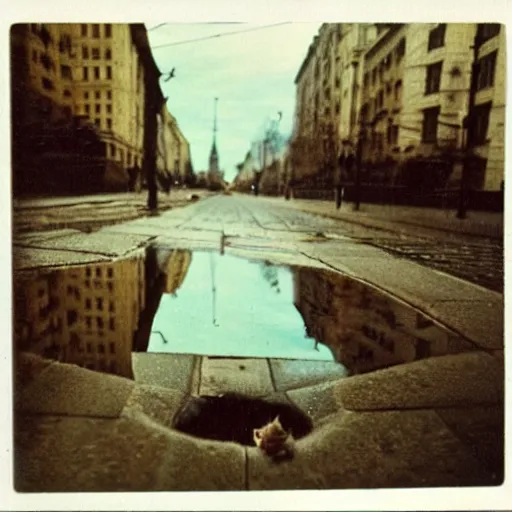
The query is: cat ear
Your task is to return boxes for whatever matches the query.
[253,429,261,439]
[273,415,281,425]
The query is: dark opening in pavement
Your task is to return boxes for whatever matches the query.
[173,393,313,447]
[13,245,478,380]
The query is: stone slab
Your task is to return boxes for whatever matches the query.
[286,379,344,424]
[247,408,493,489]
[436,405,504,482]
[15,360,134,418]
[13,246,109,270]
[123,384,187,429]
[316,253,500,304]
[13,229,83,244]
[269,359,348,392]
[132,353,197,392]
[30,231,152,256]
[425,299,503,350]
[14,352,55,389]
[199,357,274,396]
[154,427,246,491]
[14,413,172,492]
[333,352,504,411]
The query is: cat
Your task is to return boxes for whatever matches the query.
[173,392,313,451]
[253,415,295,460]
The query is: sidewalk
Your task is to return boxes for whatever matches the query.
[280,198,504,240]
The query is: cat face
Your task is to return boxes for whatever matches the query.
[253,416,290,454]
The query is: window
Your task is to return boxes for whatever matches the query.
[477,51,497,90]
[109,318,115,331]
[472,101,492,145]
[85,104,90,115]
[105,23,112,37]
[63,89,71,98]
[85,298,92,309]
[95,104,100,114]
[94,118,100,128]
[105,48,112,60]
[106,66,112,80]
[83,67,88,81]
[92,90,99,100]
[335,102,340,115]
[363,73,369,88]
[107,90,112,100]
[334,77,340,88]
[67,310,78,326]
[92,24,100,38]
[84,91,89,100]
[377,89,384,109]
[97,297,103,310]
[109,301,115,312]
[107,118,112,130]
[32,49,37,63]
[61,65,72,80]
[41,77,54,90]
[396,37,406,61]
[428,24,446,51]
[92,47,100,60]
[110,143,116,157]
[422,106,440,143]
[94,66,100,79]
[97,317,104,329]
[371,68,377,85]
[82,45,89,59]
[425,61,442,95]
[106,104,112,114]
[86,342,92,352]
[109,342,115,354]
[477,23,500,44]
[98,343,105,354]
[81,24,87,37]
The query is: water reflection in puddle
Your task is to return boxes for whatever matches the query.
[13,246,477,379]
[148,251,334,360]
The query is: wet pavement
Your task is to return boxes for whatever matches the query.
[10,193,505,494]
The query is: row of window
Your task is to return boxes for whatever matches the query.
[364,37,406,90]
[85,266,114,278]
[82,103,113,115]
[84,360,117,373]
[85,315,116,331]
[82,65,113,81]
[421,101,491,144]
[83,89,112,101]
[84,297,115,313]
[82,45,112,61]
[85,341,116,354]
[81,23,112,39]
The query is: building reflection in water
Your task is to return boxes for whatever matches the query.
[293,267,476,374]
[13,247,194,378]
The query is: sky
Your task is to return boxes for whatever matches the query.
[147,23,321,182]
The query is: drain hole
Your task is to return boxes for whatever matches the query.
[173,393,313,446]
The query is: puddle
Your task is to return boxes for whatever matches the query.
[13,246,477,380]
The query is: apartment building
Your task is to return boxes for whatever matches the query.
[291,23,378,184]
[71,23,145,173]
[14,255,146,378]
[472,24,505,190]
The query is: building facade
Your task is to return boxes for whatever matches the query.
[291,23,505,195]
[11,23,194,196]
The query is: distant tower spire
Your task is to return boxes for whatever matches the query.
[209,97,219,173]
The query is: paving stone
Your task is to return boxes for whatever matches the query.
[333,352,503,411]
[425,299,503,350]
[13,246,109,270]
[123,384,187,429]
[247,408,493,489]
[13,229,83,244]
[317,253,500,304]
[199,357,274,396]
[132,353,196,392]
[154,427,246,490]
[286,379,344,423]
[435,405,504,482]
[269,359,348,392]
[15,360,134,418]
[31,231,152,256]
[14,413,172,492]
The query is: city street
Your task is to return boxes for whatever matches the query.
[12,192,504,492]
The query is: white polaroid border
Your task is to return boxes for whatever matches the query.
[1,0,510,510]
